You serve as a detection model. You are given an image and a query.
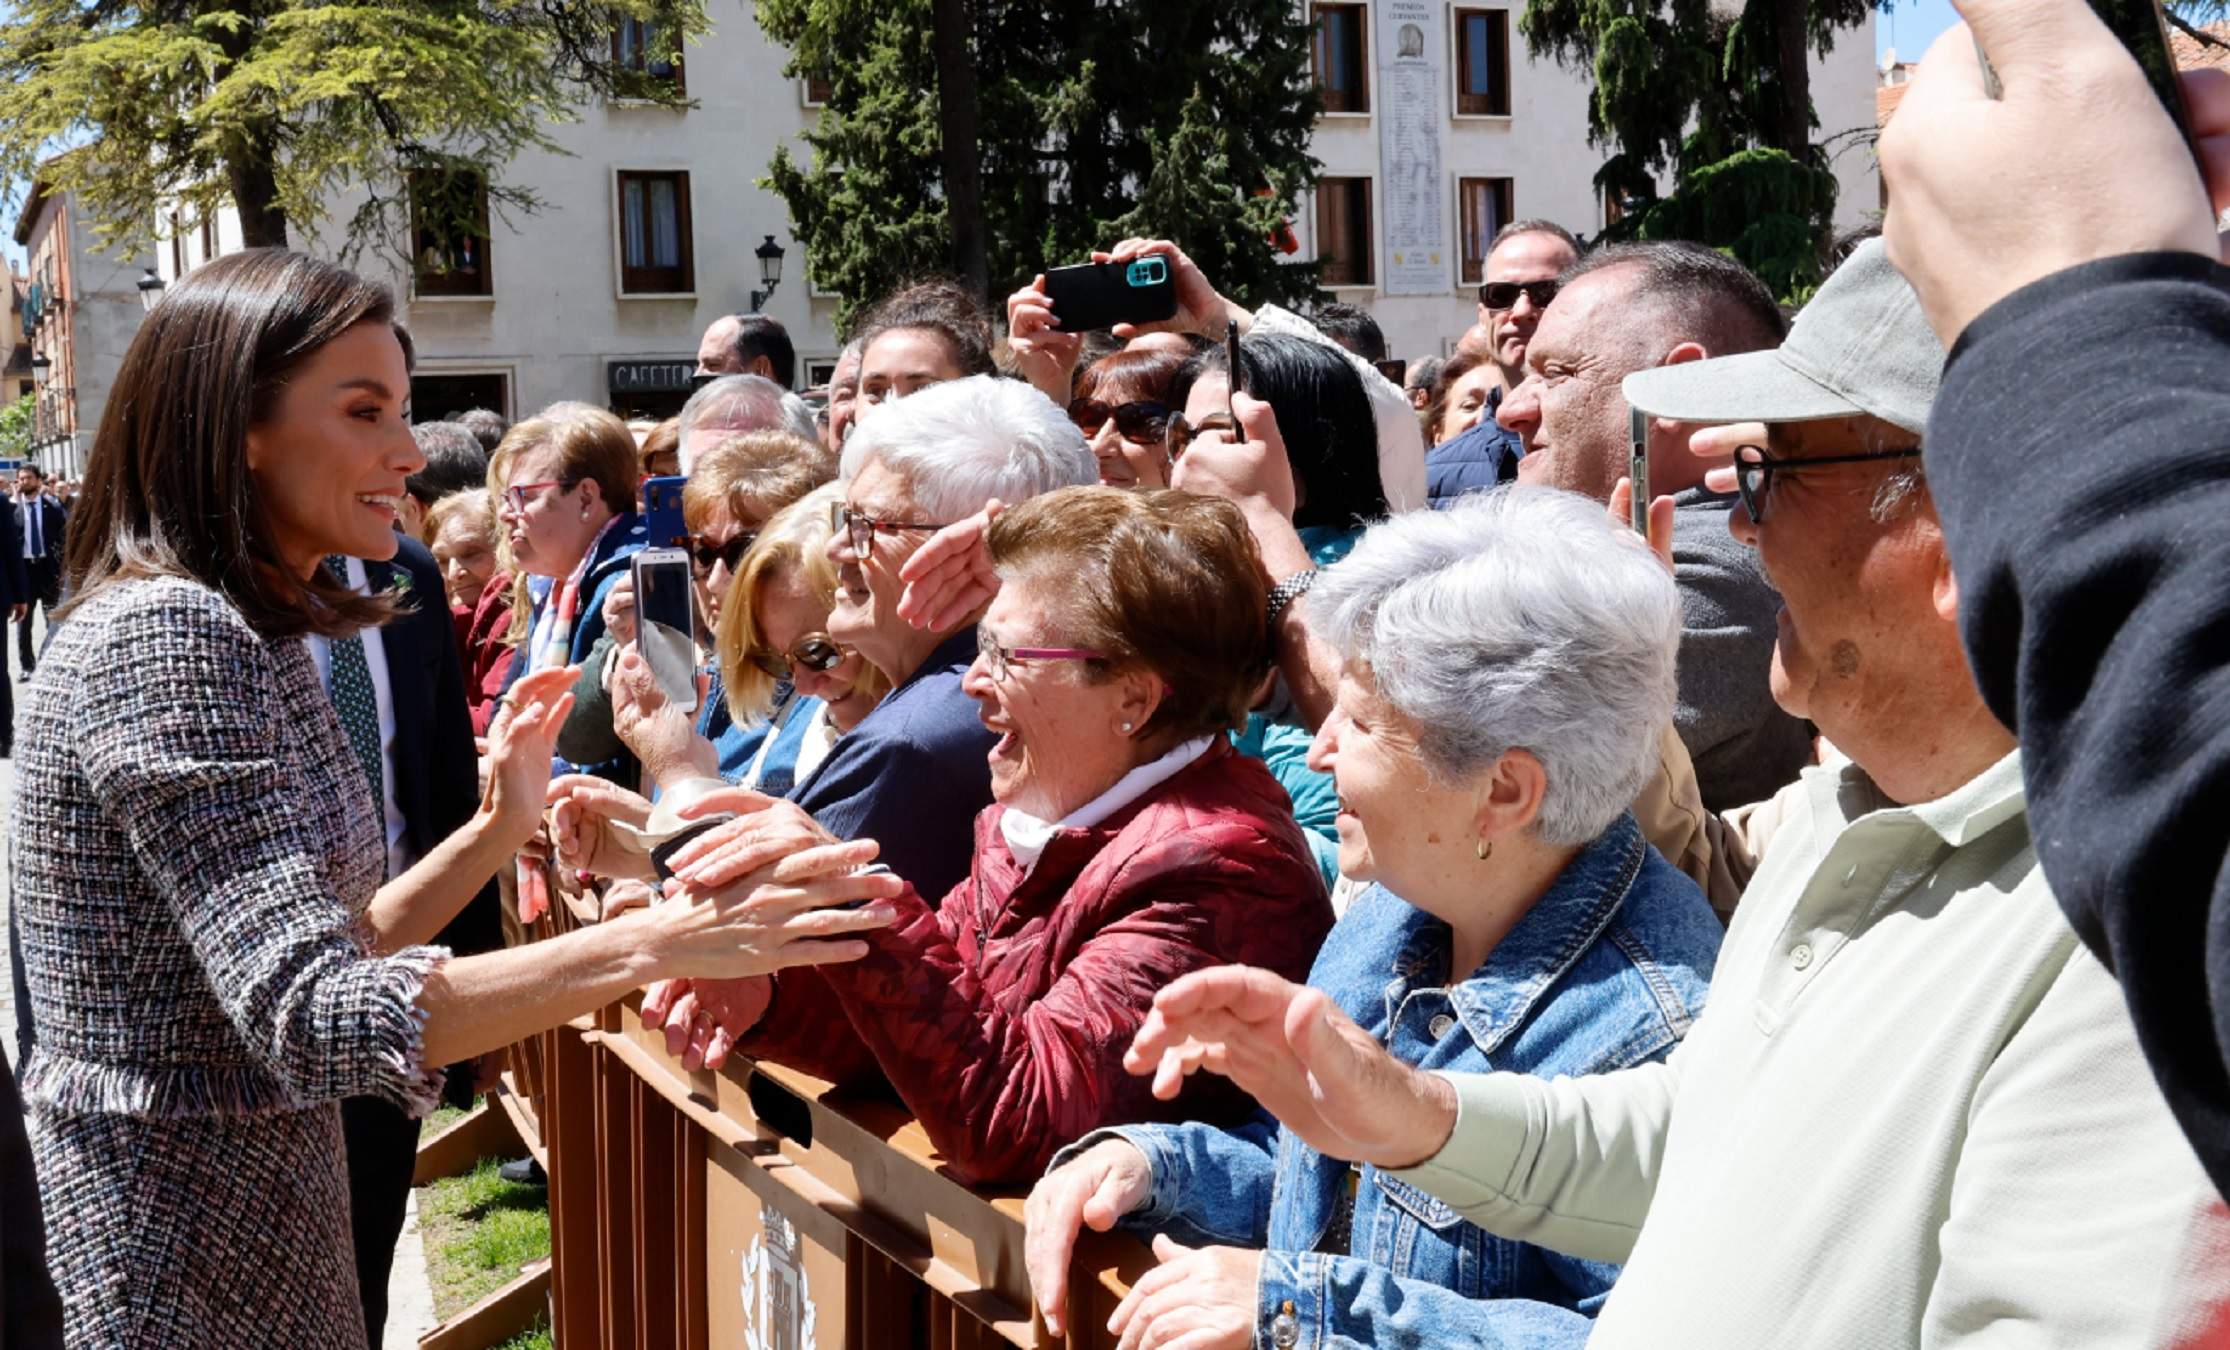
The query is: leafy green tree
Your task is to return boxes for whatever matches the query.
[1524,0,1879,300]
[0,395,32,463]
[0,0,708,258]
[757,0,1325,329]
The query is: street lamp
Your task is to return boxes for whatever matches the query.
[749,234,786,312]
[29,353,49,388]
[137,267,166,313]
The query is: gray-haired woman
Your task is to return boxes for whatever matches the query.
[1027,486,1725,1349]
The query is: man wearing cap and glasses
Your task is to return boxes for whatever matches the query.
[1123,240,2229,1347]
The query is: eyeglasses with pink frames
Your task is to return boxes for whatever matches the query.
[974,627,1109,683]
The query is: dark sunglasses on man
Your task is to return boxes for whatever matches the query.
[689,371,720,392]
[687,531,756,577]
[1478,279,1560,312]
[1067,398,1173,444]
[749,633,849,683]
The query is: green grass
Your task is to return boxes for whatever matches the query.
[492,1322,551,1350]
[423,1103,471,1137]
[417,1155,551,1319]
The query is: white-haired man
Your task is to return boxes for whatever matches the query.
[1122,242,2230,1347]
[673,373,820,472]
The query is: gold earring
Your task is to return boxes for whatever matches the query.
[1475,838,1493,862]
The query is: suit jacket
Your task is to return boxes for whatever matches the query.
[365,537,501,965]
[13,494,65,568]
[0,503,28,610]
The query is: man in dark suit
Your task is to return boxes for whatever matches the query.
[12,465,65,678]
[312,535,501,1345]
[0,493,29,759]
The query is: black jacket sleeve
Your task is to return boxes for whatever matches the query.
[0,508,27,611]
[1928,250,2230,1199]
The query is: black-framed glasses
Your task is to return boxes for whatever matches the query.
[973,626,1109,683]
[1478,279,1560,312]
[750,633,849,683]
[689,371,721,391]
[687,531,756,577]
[1732,443,1925,524]
[829,501,949,557]
[1068,398,1173,444]
[1166,412,1240,461]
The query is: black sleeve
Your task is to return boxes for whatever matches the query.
[0,511,26,609]
[1929,249,2230,1199]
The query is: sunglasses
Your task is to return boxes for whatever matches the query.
[1731,443,1925,524]
[1166,412,1240,461]
[1477,279,1560,312]
[830,501,948,557]
[750,633,849,683]
[1068,398,1173,443]
[687,531,756,577]
[689,371,720,391]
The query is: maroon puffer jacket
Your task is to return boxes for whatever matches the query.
[735,738,1333,1184]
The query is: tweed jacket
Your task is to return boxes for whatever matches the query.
[13,574,444,1118]
[13,575,446,1346]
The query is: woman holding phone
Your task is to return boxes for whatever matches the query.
[11,250,902,1349]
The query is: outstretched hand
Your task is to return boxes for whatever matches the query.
[1124,965,1458,1170]
[483,665,580,844]
[1880,0,2230,343]
[897,499,1005,631]
[1007,277,1084,405]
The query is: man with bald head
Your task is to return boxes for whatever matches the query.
[1499,241,1809,811]
[695,313,796,389]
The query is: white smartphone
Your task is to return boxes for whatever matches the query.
[630,548,700,715]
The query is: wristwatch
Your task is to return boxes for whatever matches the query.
[1266,568,1319,630]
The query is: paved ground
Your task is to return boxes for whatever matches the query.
[0,610,439,1346]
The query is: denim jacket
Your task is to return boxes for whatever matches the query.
[1054,811,1721,1349]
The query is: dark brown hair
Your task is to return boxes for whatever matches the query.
[637,417,682,476]
[61,248,414,638]
[681,430,835,535]
[853,279,997,379]
[1073,346,1189,409]
[987,486,1270,743]
[1422,348,1493,446]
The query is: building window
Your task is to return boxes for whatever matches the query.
[1457,177,1515,286]
[802,71,832,106]
[616,170,694,295]
[1315,177,1374,288]
[1312,4,1369,115]
[1453,9,1512,117]
[410,371,512,424]
[613,19,684,92]
[409,170,493,298]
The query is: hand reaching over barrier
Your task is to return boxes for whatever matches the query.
[1124,965,1458,1172]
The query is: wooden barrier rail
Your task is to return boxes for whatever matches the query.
[494,902,1151,1348]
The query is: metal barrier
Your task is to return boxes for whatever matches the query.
[497,897,1151,1349]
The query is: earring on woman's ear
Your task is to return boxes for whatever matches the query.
[580,508,592,521]
[1120,721,1134,734]
[1476,838,1493,862]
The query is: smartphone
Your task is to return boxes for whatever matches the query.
[1976,0,2192,148]
[642,474,689,551]
[1628,408,1650,541]
[1225,319,1245,426]
[1374,357,1408,385]
[1044,256,1179,332]
[631,548,700,715]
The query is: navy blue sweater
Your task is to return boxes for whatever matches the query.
[1929,250,2230,1199]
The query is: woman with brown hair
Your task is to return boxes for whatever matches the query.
[9,250,903,1348]
[608,486,1334,1184]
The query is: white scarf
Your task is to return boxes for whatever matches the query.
[999,736,1216,876]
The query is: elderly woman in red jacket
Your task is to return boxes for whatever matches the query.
[649,486,1332,1183]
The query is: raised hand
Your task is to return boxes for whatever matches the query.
[647,837,904,982]
[1123,965,1457,1170]
[1007,276,1084,405]
[545,773,656,880]
[1168,390,1297,522]
[1094,238,1250,340]
[482,665,580,844]
[601,570,638,646]
[896,499,1005,631]
[1881,0,2230,343]
[1606,478,1676,575]
[1023,1138,1154,1338]
[608,645,718,791]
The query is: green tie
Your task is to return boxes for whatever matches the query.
[323,556,384,820]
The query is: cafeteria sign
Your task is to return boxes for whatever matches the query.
[608,359,696,394]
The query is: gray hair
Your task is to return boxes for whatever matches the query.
[839,375,1096,521]
[1310,486,1680,846]
[675,374,820,471]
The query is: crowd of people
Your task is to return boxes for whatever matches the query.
[5,1,2230,1344]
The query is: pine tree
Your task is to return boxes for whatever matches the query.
[757,0,1325,329]
[0,0,709,255]
[1523,0,1877,300]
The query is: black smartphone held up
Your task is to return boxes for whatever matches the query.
[642,474,689,551]
[1628,408,1650,542]
[1977,1,2193,150]
[1225,319,1245,426]
[631,548,700,715]
[1044,256,1179,333]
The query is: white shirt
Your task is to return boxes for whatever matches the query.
[16,491,51,559]
[999,736,1215,875]
[307,555,413,881]
[1394,751,2230,1347]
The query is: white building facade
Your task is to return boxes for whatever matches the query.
[117,3,1883,427]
